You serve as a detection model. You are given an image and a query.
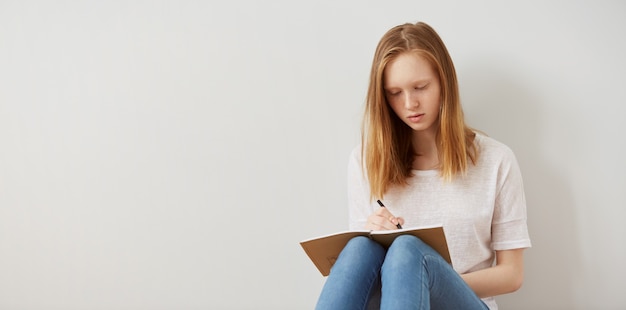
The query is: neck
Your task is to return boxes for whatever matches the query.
[411,129,439,170]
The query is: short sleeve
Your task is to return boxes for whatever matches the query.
[491,147,532,250]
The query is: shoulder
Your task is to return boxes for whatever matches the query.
[347,145,370,186]
[348,145,363,166]
[350,145,362,158]
[348,145,365,172]
[474,132,517,163]
[472,133,524,184]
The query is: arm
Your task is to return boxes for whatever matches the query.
[462,142,530,298]
[460,248,525,298]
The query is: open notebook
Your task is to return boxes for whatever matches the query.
[300,224,451,276]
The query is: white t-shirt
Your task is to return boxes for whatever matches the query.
[347,133,531,309]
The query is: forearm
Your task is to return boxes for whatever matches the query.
[461,249,525,298]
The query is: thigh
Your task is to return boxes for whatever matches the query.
[423,252,488,310]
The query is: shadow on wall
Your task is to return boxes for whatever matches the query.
[461,59,581,309]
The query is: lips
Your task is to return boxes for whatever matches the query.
[408,113,424,123]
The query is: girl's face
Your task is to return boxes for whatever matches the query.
[383,53,441,136]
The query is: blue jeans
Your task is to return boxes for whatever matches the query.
[315,235,489,310]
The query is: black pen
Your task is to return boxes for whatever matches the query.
[376,200,402,229]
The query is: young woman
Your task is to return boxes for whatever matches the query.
[315,22,531,310]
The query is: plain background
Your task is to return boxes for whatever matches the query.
[1,1,625,309]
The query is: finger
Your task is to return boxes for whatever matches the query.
[366,214,398,231]
[373,207,393,217]
[374,207,400,226]
[388,216,403,229]
[365,215,384,230]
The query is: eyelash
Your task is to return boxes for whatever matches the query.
[387,85,427,96]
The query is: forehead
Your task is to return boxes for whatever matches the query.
[383,53,437,87]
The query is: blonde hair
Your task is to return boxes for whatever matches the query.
[362,22,477,200]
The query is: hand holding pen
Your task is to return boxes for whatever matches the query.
[364,200,404,230]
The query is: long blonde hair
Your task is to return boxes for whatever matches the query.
[362,22,477,200]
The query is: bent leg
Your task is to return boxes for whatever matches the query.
[316,236,386,310]
[380,235,487,310]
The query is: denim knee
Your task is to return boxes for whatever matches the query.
[391,234,438,255]
[346,236,376,250]
[392,234,423,247]
[383,235,424,267]
[336,236,385,264]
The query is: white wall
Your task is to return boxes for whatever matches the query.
[1,1,624,309]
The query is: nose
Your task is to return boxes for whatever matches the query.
[404,92,418,109]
